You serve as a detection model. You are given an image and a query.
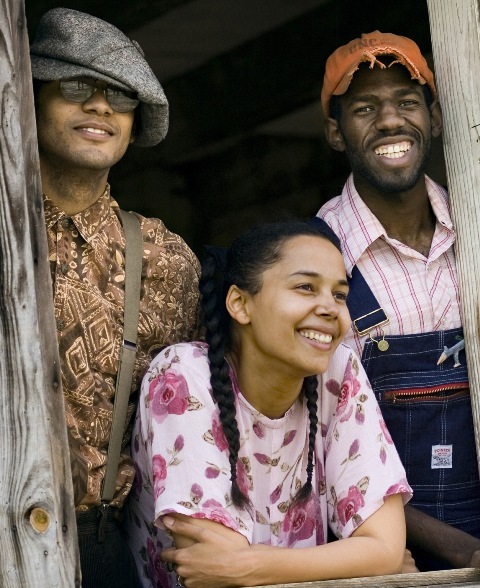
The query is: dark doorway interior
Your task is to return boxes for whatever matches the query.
[27,0,444,256]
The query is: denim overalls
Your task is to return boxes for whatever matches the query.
[348,264,480,569]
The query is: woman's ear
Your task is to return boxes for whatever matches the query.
[226,285,251,325]
[324,116,346,152]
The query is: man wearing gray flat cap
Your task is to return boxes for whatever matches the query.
[30,8,200,587]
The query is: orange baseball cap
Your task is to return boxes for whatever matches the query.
[321,31,436,116]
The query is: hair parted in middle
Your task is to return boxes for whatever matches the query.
[199,219,342,509]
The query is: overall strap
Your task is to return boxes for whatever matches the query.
[102,210,143,503]
[347,265,388,336]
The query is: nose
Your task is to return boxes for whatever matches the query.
[374,102,405,133]
[82,87,113,116]
[314,293,338,318]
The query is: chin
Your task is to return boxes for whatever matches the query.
[74,154,121,171]
[308,358,333,376]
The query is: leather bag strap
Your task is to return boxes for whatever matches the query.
[101,210,142,503]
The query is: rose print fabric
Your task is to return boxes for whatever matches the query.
[127,342,411,587]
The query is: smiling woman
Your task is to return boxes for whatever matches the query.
[126,219,412,588]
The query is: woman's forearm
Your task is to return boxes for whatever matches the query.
[163,495,406,587]
[239,537,401,586]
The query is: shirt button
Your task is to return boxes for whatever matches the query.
[61,263,68,274]
[57,319,65,330]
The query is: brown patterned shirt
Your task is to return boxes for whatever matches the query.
[44,186,200,510]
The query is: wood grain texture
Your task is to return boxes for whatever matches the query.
[249,567,480,587]
[0,1,79,585]
[427,0,480,470]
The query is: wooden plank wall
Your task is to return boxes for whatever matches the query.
[0,0,79,585]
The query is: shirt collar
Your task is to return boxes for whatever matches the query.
[335,175,386,275]
[336,174,453,275]
[43,185,120,243]
[424,175,453,231]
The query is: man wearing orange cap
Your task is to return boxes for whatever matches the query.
[316,32,480,571]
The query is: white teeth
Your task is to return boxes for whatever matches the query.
[299,330,333,343]
[84,127,108,135]
[375,141,412,158]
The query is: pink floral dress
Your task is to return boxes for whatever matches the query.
[126,342,411,587]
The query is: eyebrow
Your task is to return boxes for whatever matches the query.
[289,271,349,287]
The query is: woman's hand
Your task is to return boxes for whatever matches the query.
[160,495,406,586]
[161,515,250,588]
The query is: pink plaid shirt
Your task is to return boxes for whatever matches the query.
[318,174,461,358]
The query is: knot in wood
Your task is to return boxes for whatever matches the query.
[29,507,50,533]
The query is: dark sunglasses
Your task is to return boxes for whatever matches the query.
[59,79,140,113]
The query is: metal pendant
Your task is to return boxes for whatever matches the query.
[368,328,389,352]
[377,339,389,352]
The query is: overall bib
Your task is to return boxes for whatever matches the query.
[349,265,480,570]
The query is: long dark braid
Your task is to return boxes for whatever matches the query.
[292,374,319,505]
[199,252,247,508]
[200,220,341,509]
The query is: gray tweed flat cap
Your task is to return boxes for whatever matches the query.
[30,8,168,147]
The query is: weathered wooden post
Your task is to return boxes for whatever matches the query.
[0,0,79,585]
[426,0,480,469]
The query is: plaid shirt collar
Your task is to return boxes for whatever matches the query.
[337,174,454,275]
